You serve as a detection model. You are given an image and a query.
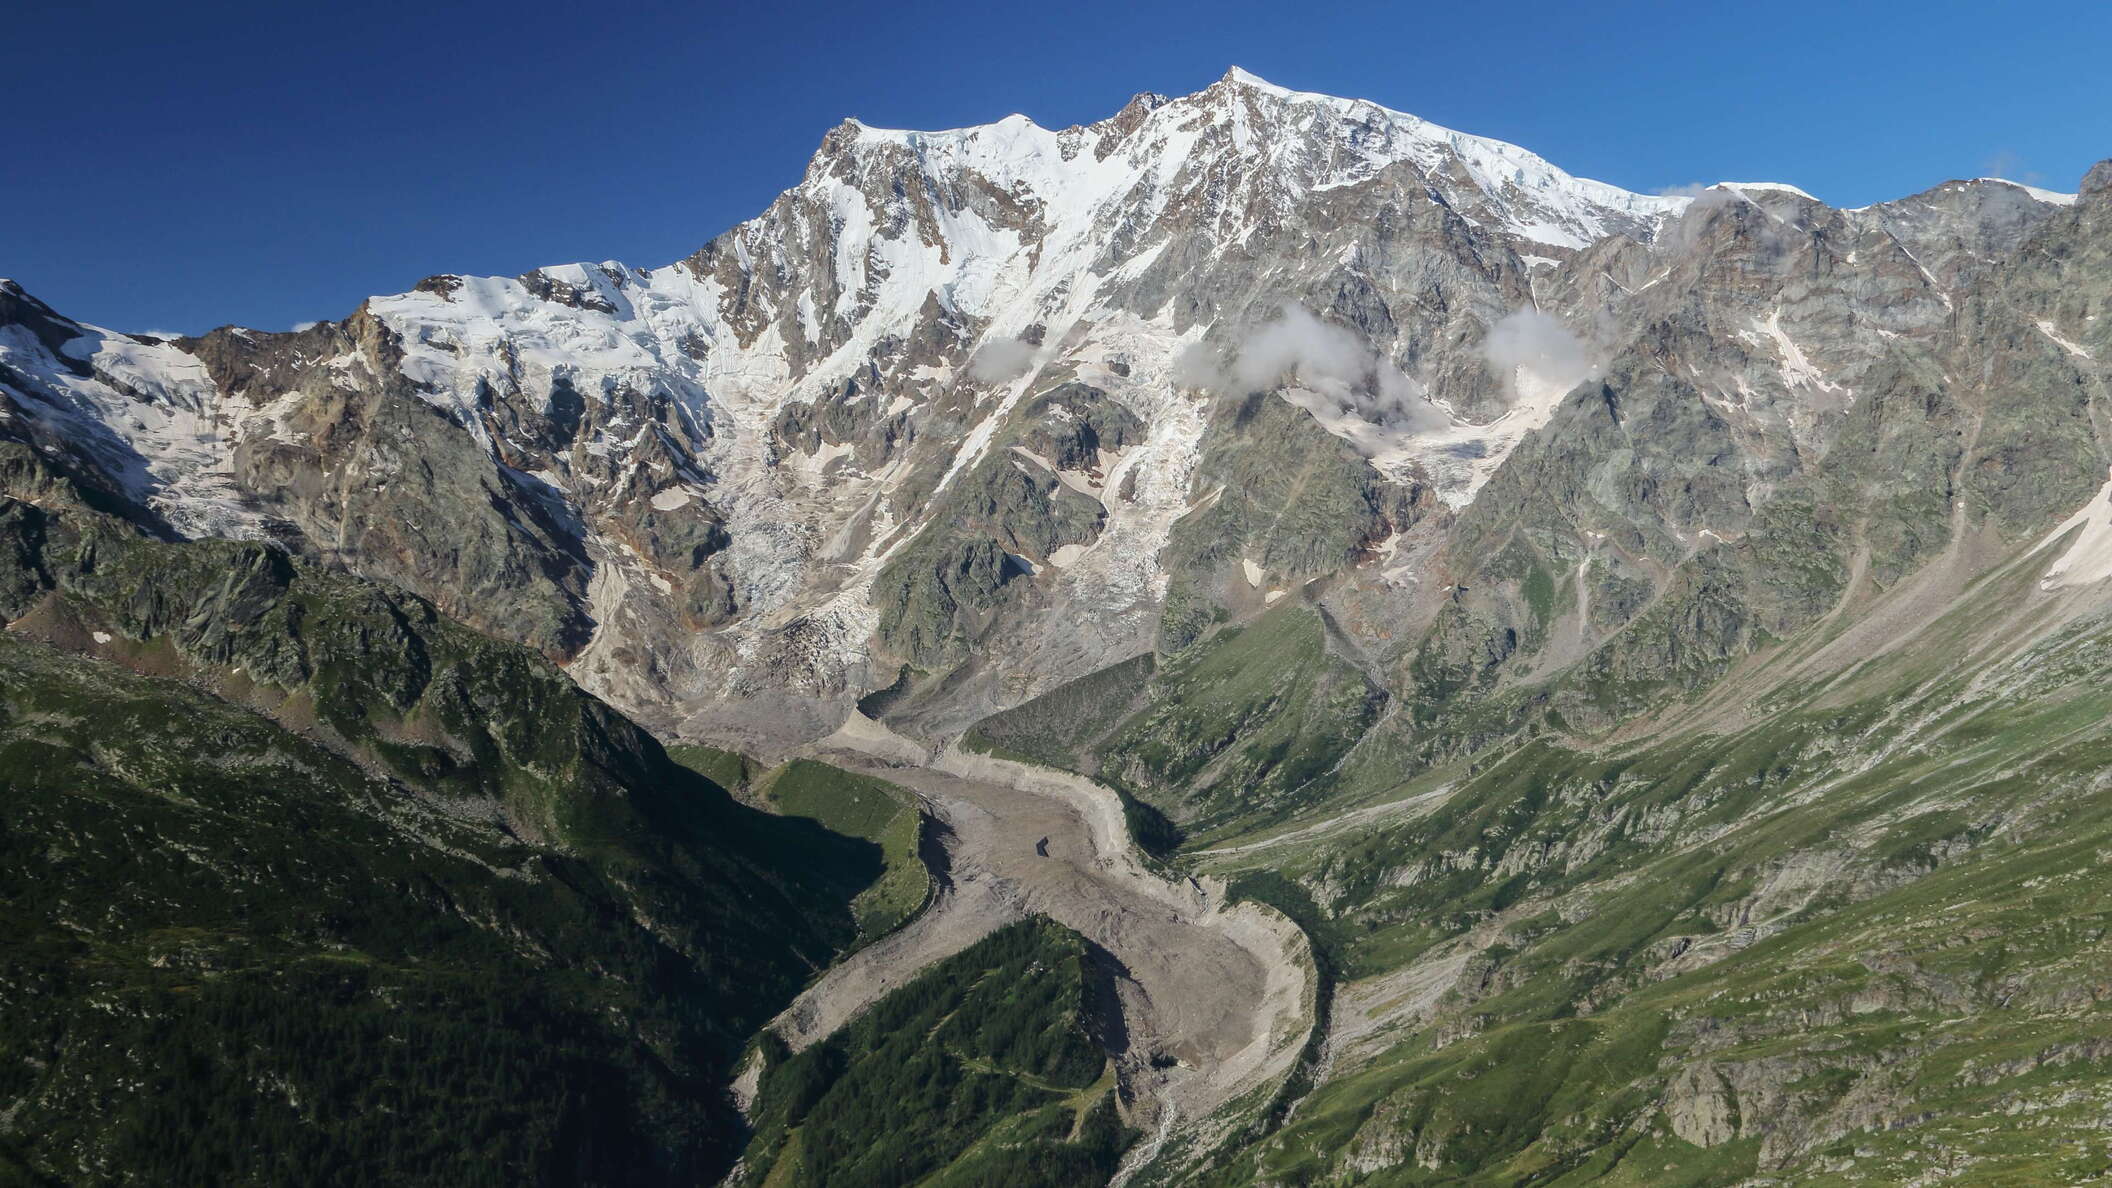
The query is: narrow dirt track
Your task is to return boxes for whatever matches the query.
[760,730,1314,1159]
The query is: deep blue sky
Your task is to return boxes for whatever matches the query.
[6,0,2106,334]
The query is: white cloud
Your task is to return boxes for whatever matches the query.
[1980,149,2047,186]
[1171,341,1223,390]
[968,337,1038,383]
[1179,305,1451,457]
[1478,308,1599,404]
[1229,305,1447,433]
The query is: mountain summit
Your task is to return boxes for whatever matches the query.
[0,75,2100,753]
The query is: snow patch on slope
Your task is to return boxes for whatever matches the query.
[1723,181,1820,201]
[2038,475,2112,592]
[2036,319,2093,360]
[1746,310,1850,399]
[1979,178,2079,206]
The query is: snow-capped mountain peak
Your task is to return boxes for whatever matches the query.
[0,75,1773,736]
[807,68,1689,260]
[1199,66,1691,247]
[12,73,2084,749]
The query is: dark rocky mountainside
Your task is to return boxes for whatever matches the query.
[0,445,876,1184]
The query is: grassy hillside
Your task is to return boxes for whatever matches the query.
[669,743,760,793]
[0,470,879,1184]
[959,501,2112,1183]
[741,919,1134,1187]
[967,604,1386,845]
[963,651,1157,770]
[758,759,931,941]
[1128,552,2112,1183]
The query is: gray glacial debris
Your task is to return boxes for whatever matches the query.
[767,722,1315,1160]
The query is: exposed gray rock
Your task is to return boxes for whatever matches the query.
[0,79,2102,766]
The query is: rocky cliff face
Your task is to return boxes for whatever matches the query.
[0,69,1681,744]
[0,70,2101,763]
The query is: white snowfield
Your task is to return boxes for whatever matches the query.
[1721,180,1822,201]
[1976,177,2081,206]
[2038,474,2112,592]
[0,319,267,539]
[848,66,1690,253]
